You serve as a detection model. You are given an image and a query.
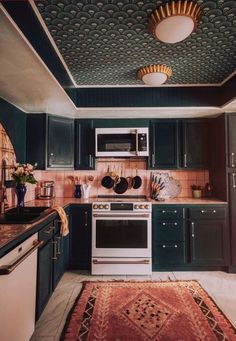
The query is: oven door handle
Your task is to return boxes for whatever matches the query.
[135,129,139,156]
[93,259,150,265]
[93,214,150,218]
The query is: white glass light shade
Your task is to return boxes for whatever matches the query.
[142,72,168,86]
[155,16,195,44]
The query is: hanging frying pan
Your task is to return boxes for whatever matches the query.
[101,166,114,189]
[113,166,128,194]
[132,166,142,189]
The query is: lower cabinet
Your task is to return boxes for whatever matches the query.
[152,205,229,271]
[36,215,69,320]
[188,207,228,266]
[152,206,186,269]
[69,204,92,270]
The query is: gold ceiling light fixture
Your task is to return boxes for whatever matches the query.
[138,64,172,86]
[149,0,201,44]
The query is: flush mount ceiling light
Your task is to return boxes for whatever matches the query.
[149,0,201,44]
[138,64,172,86]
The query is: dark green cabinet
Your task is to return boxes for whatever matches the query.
[189,206,228,266]
[36,216,69,320]
[47,116,74,168]
[75,119,95,170]
[26,114,74,169]
[149,120,178,169]
[229,172,236,267]
[152,205,186,269]
[149,119,208,170]
[180,120,208,169]
[69,204,92,270]
[227,114,236,168]
[152,205,228,270]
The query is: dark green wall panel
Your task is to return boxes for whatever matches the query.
[0,98,26,163]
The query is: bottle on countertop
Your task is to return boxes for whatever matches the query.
[205,183,212,198]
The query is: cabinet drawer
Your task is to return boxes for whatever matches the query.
[153,242,185,264]
[189,207,226,220]
[153,207,184,220]
[39,221,56,243]
[154,221,184,242]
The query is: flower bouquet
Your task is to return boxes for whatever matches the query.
[11,163,37,207]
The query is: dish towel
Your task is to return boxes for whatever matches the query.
[52,206,69,236]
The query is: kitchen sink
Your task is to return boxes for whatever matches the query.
[0,206,51,224]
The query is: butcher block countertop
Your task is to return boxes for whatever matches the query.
[0,197,227,257]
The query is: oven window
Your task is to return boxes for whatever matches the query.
[96,220,148,248]
[97,134,136,152]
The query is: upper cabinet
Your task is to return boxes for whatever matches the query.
[75,119,95,170]
[227,114,236,168]
[149,120,178,169]
[149,119,208,170]
[180,119,208,169]
[26,114,74,169]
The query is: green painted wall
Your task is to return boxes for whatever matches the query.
[0,98,26,163]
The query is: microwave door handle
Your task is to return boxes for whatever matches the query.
[135,129,139,156]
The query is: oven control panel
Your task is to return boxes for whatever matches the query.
[92,202,151,212]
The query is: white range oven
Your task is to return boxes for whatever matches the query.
[92,199,152,275]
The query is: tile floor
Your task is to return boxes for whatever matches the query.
[31,271,236,341]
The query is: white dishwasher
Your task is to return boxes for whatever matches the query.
[0,233,42,341]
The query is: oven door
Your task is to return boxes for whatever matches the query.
[92,213,151,258]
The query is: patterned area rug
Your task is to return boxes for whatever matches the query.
[61,281,236,341]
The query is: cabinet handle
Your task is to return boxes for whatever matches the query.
[191,222,195,238]
[89,154,93,168]
[84,211,88,227]
[200,210,216,213]
[231,153,235,167]
[135,129,139,156]
[162,210,177,214]
[56,236,61,255]
[162,222,178,226]
[233,173,236,189]
[162,244,178,248]
[52,241,57,260]
[43,225,55,234]
[50,152,54,156]
[184,153,187,167]
[152,154,155,167]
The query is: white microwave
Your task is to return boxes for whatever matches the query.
[95,127,149,157]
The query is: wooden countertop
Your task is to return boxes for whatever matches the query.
[0,197,227,257]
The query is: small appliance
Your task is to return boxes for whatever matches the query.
[37,181,55,199]
[95,127,149,157]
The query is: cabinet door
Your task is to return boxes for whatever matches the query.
[181,120,208,169]
[227,114,236,168]
[149,120,178,169]
[190,220,227,266]
[75,120,95,170]
[229,172,236,266]
[47,116,74,168]
[36,241,53,320]
[53,233,64,289]
[70,205,92,269]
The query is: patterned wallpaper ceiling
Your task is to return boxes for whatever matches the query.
[35,0,236,86]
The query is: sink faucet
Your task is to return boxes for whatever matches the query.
[1,160,9,214]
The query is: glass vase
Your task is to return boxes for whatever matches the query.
[15,184,27,207]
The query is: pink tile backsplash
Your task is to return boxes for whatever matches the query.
[22,160,209,200]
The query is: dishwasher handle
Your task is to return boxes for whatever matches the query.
[0,240,43,275]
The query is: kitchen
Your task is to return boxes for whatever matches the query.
[0,1,236,340]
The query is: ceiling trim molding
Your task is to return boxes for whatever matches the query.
[28,0,77,87]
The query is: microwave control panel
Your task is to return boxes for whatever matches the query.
[138,134,147,151]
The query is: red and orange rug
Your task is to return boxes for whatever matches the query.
[61,281,236,341]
